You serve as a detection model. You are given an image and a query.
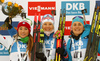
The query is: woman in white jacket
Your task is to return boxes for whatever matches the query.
[0,17,33,61]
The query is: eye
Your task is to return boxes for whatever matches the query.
[73,23,76,26]
[25,27,28,30]
[78,23,82,26]
[44,23,47,25]
[19,27,22,30]
[49,23,52,25]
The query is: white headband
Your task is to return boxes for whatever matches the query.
[42,19,54,24]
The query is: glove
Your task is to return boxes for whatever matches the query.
[53,30,61,38]
[36,52,46,61]
[56,47,65,56]
[21,13,26,19]
[4,17,12,29]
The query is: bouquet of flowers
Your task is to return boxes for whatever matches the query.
[7,2,23,18]
[0,0,4,4]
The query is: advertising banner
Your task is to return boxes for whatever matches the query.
[28,2,56,16]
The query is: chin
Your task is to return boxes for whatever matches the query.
[20,36,26,38]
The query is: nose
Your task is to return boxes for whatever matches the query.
[75,25,79,28]
[46,24,50,27]
[21,29,25,33]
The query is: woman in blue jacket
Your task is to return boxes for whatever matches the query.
[0,17,33,61]
[57,16,100,61]
[36,14,57,61]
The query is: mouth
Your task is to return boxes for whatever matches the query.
[20,34,26,36]
[75,29,80,31]
[45,28,51,31]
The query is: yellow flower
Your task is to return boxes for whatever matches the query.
[14,3,19,7]
[8,2,12,6]
[18,5,23,10]
[1,0,4,3]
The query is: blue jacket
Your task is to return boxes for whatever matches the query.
[43,32,57,61]
[64,24,100,61]
[8,27,29,61]
[44,33,56,49]
[8,27,27,53]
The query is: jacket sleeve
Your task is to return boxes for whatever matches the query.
[8,27,17,37]
[98,39,100,54]
[0,27,17,50]
[62,40,69,61]
[0,35,13,49]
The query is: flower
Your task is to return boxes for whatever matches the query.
[14,3,18,7]
[0,0,4,3]
[7,2,23,18]
[19,5,23,10]
[8,2,12,6]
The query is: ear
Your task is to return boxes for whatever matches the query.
[53,25,54,29]
[83,27,85,30]
[71,26,73,30]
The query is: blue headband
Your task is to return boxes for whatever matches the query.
[72,16,84,26]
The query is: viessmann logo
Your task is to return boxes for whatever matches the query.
[28,2,56,15]
[29,5,55,12]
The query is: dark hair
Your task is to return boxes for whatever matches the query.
[27,34,33,59]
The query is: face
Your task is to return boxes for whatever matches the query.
[18,26,29,38]
[71,22,84,36]
[42,22,54,31]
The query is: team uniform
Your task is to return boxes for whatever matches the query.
[37,14,57,61]
[63,23,100,61]
[0,27,29,61]
[43,32,56,61]
[0,18,32,61]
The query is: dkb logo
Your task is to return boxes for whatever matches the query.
[61,1,90,15]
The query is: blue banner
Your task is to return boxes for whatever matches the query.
[96,1,100,15]
[61,1,90,15]
[0,22,18,35]
[0,44,9,56]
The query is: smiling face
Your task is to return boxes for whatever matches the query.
[18,26,29,38]
[42,22,54,31]
[71,22,84,36]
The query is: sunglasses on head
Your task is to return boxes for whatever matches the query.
[72,16,83,20]
[42,14,54,20]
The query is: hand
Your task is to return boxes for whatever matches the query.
[4,16,12,25]
[56,47,65,56]
[36,52,46,61]
[4,17,12,29]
